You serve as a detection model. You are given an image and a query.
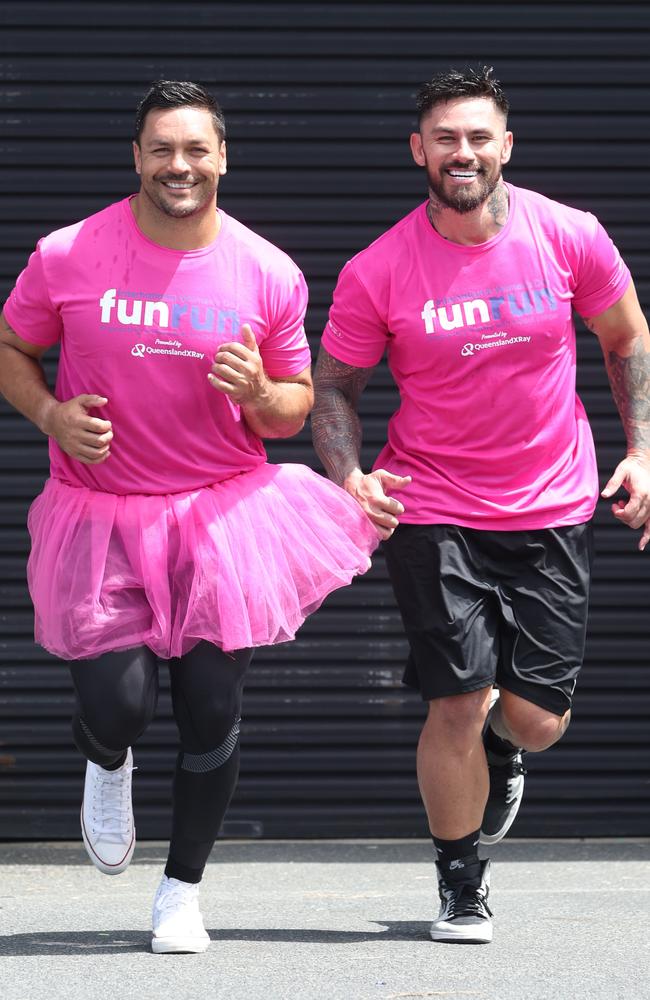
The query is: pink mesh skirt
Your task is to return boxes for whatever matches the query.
[26,464,379,660]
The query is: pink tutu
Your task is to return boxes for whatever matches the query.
[27,464,379,660]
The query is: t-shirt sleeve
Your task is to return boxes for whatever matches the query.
[2,241,63,347]
[572,216,631,318]
[321,261,388,367]
[258,268,311,377]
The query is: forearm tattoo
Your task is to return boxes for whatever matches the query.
[604,337,650,451]
[311,349,374,485]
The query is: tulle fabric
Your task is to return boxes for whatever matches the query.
[27,464,379,660]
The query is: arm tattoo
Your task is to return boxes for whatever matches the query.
[311,348,374,485]
[605,337,650,451]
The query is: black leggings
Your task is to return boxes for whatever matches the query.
[69,641,253,884]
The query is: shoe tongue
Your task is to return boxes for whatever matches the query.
[441,855,482,886]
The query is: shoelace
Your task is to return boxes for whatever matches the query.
[91,766,133,842]
[156,883,199,914]
[443,881,493,919]
[490,755,527,793]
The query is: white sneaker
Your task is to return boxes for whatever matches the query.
[151,875,211,954]
[80,748,135,875]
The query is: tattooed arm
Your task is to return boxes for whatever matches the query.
[582,282,650,550]
[311,346,410,539]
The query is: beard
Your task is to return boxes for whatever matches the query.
[427,162,502,214]
[143,175,216,219]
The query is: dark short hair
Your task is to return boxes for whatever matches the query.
[416,66,509,123]
[134,80,226,143]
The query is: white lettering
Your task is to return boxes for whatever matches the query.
[99,288,117,323]
[421,296,491,334]
[421,299,436,334]
[117,299,143,325]
[143,301,170,328]
[463,299,490,325]
[437,303,464,331]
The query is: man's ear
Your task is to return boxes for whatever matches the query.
[409,132,426,168]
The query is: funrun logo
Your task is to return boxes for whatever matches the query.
[99,288,239,336]
[420,287,557,334]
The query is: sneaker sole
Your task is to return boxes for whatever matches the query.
[430,924,493,944]
[152,935,211,954]
[479,774,525,846]
[80,804,135,875]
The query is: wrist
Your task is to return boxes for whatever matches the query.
[36,396,59,437]
[625,449,650,465]
[342,468,364,494]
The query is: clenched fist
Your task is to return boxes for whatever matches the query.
[44,394,113,464]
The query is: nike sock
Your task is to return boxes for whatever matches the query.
[432,830,482,885]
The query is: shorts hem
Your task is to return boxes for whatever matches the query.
[403,674,496,702]
[496,681,573,717]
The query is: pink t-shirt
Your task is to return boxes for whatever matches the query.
[4,198,310,495]
[322,184,631,530]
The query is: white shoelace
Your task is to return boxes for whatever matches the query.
[156,881,199,914]
[90,765,133,843]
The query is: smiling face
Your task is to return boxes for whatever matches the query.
[133,106,227,219]
[410,97,513,213]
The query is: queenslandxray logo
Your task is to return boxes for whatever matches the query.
[130,339,205,361]
[460,332,532,357]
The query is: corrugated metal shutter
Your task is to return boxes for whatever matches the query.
[1,1,648,839]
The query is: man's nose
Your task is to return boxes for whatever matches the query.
[168,150,191,173]
[453,136,474,160]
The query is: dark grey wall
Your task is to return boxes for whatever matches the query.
[1,1,649,838]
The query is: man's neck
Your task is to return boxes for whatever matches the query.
[130,193,221,251]
[427,182,509,246]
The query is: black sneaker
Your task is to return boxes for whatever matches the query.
[430,860,493,944]
[480,749,526,846]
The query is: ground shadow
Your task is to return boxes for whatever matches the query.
[0,921,428,956]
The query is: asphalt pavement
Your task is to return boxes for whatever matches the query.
[2,838,649,1000]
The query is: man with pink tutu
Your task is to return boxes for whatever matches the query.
[0,80,377,953]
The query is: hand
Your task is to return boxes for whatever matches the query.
[208,323,268,405]
[601,454,650,551]
[44,394,113,465]
[345,468,412,540]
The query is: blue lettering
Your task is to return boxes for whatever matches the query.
[190,306,215,331]
[508,291,533,317]
[489,296,506,320]
[171,303,188,328]
[218,309,240,335]
[533,287,558,312]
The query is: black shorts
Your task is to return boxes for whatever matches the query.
[383,522,594,716]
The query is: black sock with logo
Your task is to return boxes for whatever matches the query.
[432,830,482,885]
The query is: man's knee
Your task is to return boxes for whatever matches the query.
[179,715,241,771]
[74,695,156,758]
[422,687,493,749]
[499,691,570,751]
